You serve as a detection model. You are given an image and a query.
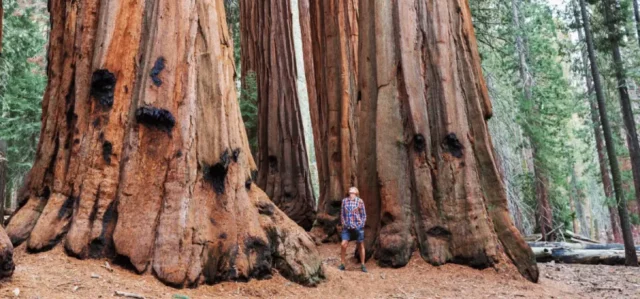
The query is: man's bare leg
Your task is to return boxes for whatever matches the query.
[358,242,365,265]
[340,240,348,268]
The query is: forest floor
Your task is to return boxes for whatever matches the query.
[0,243,638,299]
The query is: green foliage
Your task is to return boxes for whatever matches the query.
[0,0,48,191]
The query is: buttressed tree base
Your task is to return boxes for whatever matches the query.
[6,0,323,287]
[354,0,538,281]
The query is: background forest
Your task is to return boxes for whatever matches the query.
[4,0,640,245]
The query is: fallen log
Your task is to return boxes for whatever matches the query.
[564,230,599,244]
[528,242,640,251]
[531,247,553,263]
[550,248,626,265]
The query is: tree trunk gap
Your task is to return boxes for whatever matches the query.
[304,0,359,243]
[5,0,323,287]
[571,0,622,243]
[578,0,638,266]
[511,0,554,242]
[603,0,640,225]
[239,0,316,231]
[355,0,538,282]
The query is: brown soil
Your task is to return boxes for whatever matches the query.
[0,243,636,298]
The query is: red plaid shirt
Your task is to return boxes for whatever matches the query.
[341,197,366,229]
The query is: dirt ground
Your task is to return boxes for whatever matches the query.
[0,243,638,299]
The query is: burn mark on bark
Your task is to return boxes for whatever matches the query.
[102,141,113,164]
[257,201,274,216]
[268,156,278,171]
[327,200,342,216]
[150,57,166,86]
[92,118,101,128]
[135,106,176,132]
[245,178,252,190]
[176,150,183,158]
[232,148,241,162]
[204,149,231,195]
[414,134,426,152]
[244,237,272,279]
[41,186,51,200]
[452,251,494,269]
[57,196,76,219]
[219,233,227,239]
[90,69,116,107]
[442,133,464,158]
[426,226,452,239]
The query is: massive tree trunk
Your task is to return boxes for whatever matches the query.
[5,0,323,287]
[239,0,316,231]
[604,0,640,220]
[356,0,538,282]
[572,0,622,243]
[579,0,638,266]
[304,0,359,242]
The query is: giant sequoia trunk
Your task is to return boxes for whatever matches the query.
[6,0,323,287]
[305,0,359,242]
[239,0,316,231]
[356,0,538,282]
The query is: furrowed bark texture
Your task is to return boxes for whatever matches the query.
[356,0,538,282]
[6,0,323,287]
[239,0,316,231]
[306,0,359,242]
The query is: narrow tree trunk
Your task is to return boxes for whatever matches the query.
[511,0,554,241]
[604,0,640,219]
[572,0,622,243]
[356,0,538,282]
[5,0,323,287]
[579,0,638,266]
[239,0,316,231]
[304,0,359,242]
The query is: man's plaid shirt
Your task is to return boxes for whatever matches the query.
[341,197,366,229]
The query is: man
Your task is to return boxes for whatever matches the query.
[339,187,367,272]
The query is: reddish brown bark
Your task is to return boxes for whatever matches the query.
[239,0,316,231]
[6,0,323,287]
[534,163,554,241]
[304,0,359,242]
[356,0,537,282]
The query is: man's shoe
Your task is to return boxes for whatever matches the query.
[361,265,368,273]
[338,264,345,271]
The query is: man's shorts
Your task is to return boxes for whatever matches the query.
[341,228,365,242]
